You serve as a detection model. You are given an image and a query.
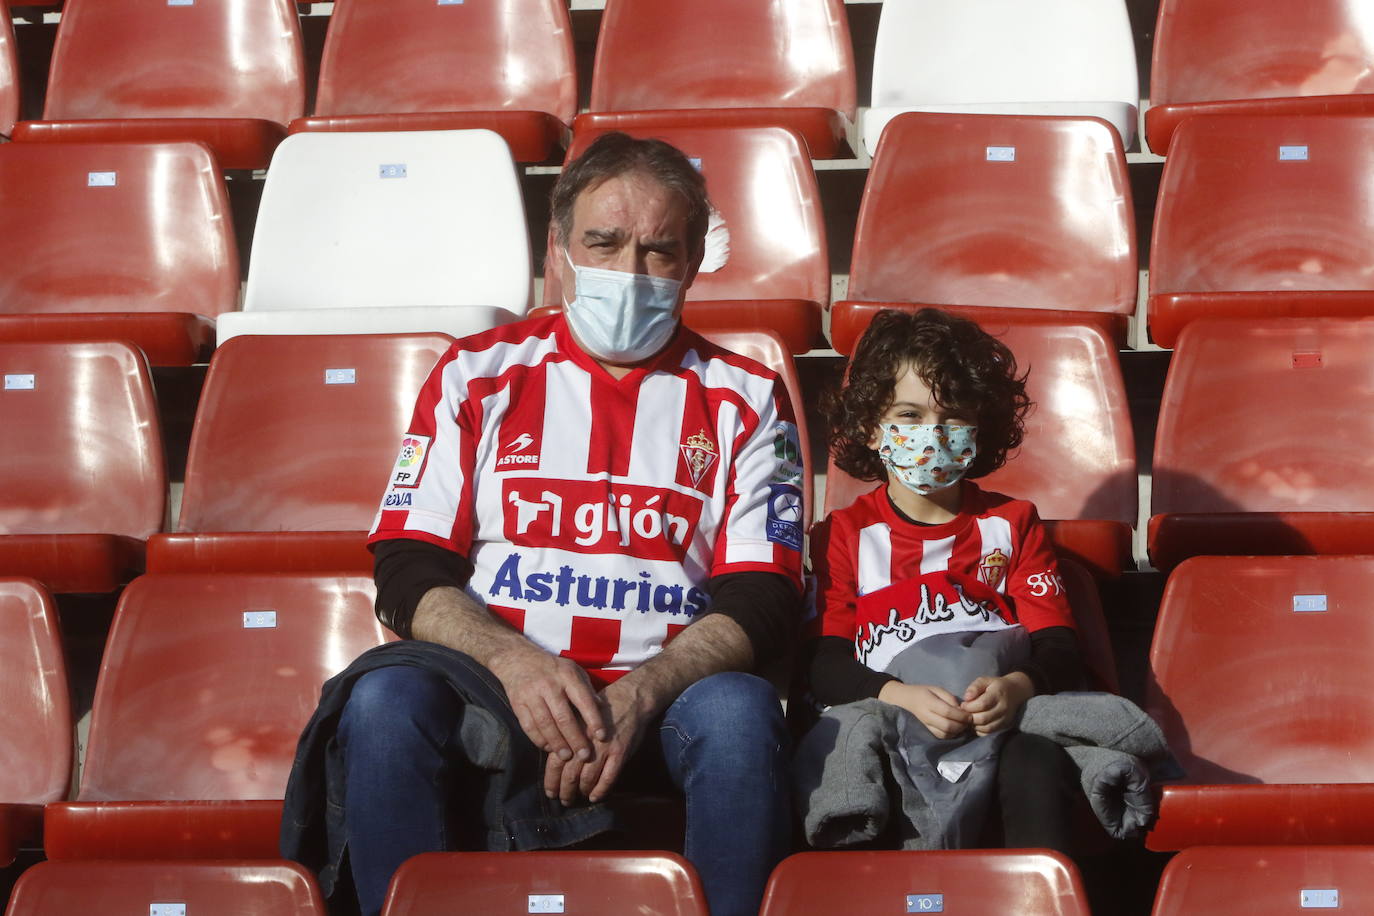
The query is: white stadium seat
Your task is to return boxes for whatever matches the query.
[862,0,1139,154]
[220,129,530,342]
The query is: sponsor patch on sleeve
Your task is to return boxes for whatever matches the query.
[388,434,432,489]
[765,483,804,551]
[770,421,804,486]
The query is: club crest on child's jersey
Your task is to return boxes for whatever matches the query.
[680,429,718,487]
[978,548,1009,589]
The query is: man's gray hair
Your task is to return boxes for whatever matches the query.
[551,132,711,256]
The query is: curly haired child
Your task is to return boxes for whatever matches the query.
[800,307,1086,853]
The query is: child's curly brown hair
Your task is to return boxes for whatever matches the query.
[826,308,1032,482]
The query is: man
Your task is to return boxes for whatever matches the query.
[294,133,805,916]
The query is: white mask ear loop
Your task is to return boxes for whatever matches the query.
[561,248,576,308]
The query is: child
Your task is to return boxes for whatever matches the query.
[802,307,1084,853]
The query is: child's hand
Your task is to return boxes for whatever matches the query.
[878,681,972,739]
[961,673,1034,736]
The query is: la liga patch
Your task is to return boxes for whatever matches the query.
[389,434,431,489]
[765,483,804,551]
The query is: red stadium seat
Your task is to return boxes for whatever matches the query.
[824,315,1136,579]
[1151,846,1374,915]
[0,13,17,138]
[0,341,165,593]
[576,0,856,160]
[1146,555,1374,850]
[5,860,328,915]
[43,572,392,860]
[10,0,304,169]
[1149,318,1374,571]
[832,112,1137,352]
[380,851,709,916]
[698,329,815,524]
[758,850,1091,915]
[1148,115,1374,348]
[1057,557,1119,694]
[1146,0,1374,155]
[0,141,239,366]
[148,334,452,574]
[292,0,575,163]
[544,126,828,353]
[0,578,71,867]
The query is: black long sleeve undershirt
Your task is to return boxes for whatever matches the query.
[806,625,1084,708]
[373,537,799,663]
[373,538,473,639]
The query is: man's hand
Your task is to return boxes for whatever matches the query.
[487,642,606,763]
[960,672,1034,736]
[544,676,653,805]
[411,587,607,763]
[878,681,972,739]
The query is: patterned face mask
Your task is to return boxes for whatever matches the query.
[877,423,978,495]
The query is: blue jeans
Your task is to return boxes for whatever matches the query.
[337,665,790,916]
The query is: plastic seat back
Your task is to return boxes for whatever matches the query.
[0,579,67,867]
[5,860,328,916]
[1149,115,1374,347]
[178,333,452,533]
[238,130,530,329]
[0,13,16,137]
[1057,558,1119,694]
[1147,0,1374,153]
[0,141,238,320]
[0,340,165,540]
[823,317,1134,528]
[845,113,1136,321]
[759,850,1091,915]
[0,578,71,805]
[590,0,854,115]
[314,0,575,125]
[699,329,814,522]
[865,0,1138,152]
[1150,318,1374,568]
[40,0,303,125]
[583,0,855,157]
[381,851,708,916]
[545,126,827,352]
[1147,556,1374,786]
[0,577,69,863]
[1152,845,1374,915]
[78,572,389,802]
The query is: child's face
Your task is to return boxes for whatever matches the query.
[867,363,976,450]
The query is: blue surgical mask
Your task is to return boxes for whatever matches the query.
[563,250,682,363]
[878,423,978,495]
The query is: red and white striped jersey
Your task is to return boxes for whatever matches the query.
[370,315,805,685]
[809,482,1073,673]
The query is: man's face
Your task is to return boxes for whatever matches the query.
[555,170,701,311]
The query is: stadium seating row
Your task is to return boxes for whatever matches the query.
[6,307,1374,592]
[10,112,1374,363]
[12,846,1374,914]
[7,0,1374,161]
[5,555,1374,885]
[9,845,1374,914]
[0,0,1142,166]
[0,329,815,593]
[0,566,1096,863]
[2,849,1079,914]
